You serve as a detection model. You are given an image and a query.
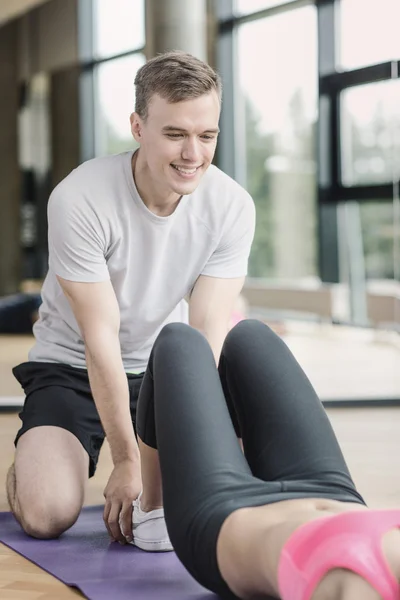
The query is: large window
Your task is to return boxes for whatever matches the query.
[80,0,145,158]
[341,81,400,186]
[93,0,145,59]
[338,201,395,282]
[94,53,145,156]
[340,0,400,70]
[236,5,318,280]
[332,0,400,334]
[359,202,395,281]
[218,0,400,403]
[319,0,400,341]
[234,0,298,15]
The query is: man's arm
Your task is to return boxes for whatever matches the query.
[57,276,141,543]
[188,274,245,364]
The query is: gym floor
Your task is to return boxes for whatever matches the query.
[0,329,400,599]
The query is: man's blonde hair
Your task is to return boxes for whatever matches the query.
[134,51,222,120]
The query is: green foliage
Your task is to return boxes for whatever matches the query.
[244,91,317,279]
[244,98,275,277]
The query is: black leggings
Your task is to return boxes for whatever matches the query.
[136,320,365,598]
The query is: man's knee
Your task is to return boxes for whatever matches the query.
[17,498,80,539]
[6,464,18,515]
[7,463,81,539]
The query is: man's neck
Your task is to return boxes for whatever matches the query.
[132,150,181,217]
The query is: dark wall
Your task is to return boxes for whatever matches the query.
[0,21,21,295]
[50,66,80,188]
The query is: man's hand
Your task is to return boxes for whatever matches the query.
[103,459,142,544]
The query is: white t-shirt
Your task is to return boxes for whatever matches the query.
[29,151,255,372]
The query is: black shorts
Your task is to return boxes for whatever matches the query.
[13,361,144,477]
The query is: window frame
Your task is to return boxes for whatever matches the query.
[217,0,400,405]
[78,0,145,161]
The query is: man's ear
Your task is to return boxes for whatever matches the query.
[130,112,142,143]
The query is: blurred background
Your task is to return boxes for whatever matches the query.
[0,0,399,405]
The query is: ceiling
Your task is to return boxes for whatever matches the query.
[0,0,51,27]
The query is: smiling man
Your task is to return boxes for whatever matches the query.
[7,51,255,550]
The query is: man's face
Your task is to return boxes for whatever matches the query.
[131,91,220,197]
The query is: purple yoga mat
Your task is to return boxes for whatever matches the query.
[0,506,217,600]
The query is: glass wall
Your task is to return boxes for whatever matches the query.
[218,0,400,403]
[339,78,399,324]
[234,0,299,15]
[341,81,400,187]
[93,0,145,59]
[81,0,145,158]
[359,202,395,281]
[94,54,145,156]
[340,0,400,70]
[334,1,400,332]
[235,5,318,281]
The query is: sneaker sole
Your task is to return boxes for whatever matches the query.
[133,537,174,552]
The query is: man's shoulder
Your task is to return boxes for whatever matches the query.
[200,164,252,202]
[52,153,129,197]
[195,165,254,216]
[49,152,130,214]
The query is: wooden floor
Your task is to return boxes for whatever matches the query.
[0,331,400,598]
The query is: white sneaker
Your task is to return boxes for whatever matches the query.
[131,494,173,552]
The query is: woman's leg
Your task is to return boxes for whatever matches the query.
[136,323,256,595]
[137,322,254,509]
[219,319,362,497]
